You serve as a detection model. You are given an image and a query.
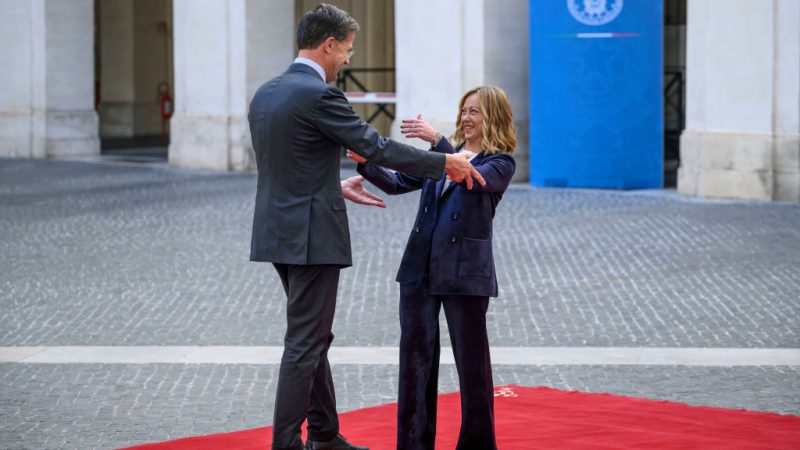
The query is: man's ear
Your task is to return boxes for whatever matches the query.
[323,36,336,54]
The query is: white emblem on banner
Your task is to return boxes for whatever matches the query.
[567,0,624,26]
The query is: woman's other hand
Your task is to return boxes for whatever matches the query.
[400,114,439,145]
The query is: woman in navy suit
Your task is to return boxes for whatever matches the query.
[349,86,516,450]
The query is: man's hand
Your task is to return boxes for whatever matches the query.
[445,153,485,190]
[341,175,386,208]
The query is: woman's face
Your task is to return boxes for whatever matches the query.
[461,93,483,143]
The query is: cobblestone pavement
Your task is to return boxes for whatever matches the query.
[1,158,799,449]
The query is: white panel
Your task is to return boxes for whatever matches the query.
[45,0,95,110]
[775,0,800,135]
[395,0,466,127]
[246,0,294,101]
[694,0,773,133]
[172,0,228,115]
[0,0,35,109]
[461,0,484,91]
[685,0,707,130]
[228,0,247,115]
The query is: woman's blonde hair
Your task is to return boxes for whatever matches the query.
[450,86,516,155]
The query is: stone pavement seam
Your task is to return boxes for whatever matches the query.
[2,346,799,366]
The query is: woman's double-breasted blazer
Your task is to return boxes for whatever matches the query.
[357,139,515,297]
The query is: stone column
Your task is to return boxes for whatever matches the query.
[393,0,530,181]
[394,0,480,150]
[773,0,800,202]
[169,0,293,171]
[679,0,799,202]
[246,0,295,103]
[0,0,99,158]
[0,0,45,158]
[43,0,100,156]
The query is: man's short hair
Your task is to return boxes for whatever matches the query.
[297,3,360,50]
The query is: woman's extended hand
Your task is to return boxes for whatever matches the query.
[400,114,439,145]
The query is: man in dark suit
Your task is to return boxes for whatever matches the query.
[247,4,484,450]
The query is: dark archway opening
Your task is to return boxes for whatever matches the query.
[663,0,686,187]
[94,0,173,163]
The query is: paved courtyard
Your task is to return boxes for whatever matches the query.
[1,157,799,449]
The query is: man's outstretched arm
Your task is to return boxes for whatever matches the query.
[314,87,484,189]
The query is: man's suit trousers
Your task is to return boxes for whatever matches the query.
[271,264,341,450]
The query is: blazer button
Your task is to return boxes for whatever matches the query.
[451,213,458,220]
[450,236,457,243]
[415,227,421,233]
[424,206,428,213]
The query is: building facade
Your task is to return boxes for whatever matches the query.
[0,0,797,201]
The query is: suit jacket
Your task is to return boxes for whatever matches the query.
[358,139,516,297]
[248,63,445,266]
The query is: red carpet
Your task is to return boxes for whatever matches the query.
[123,385,800,449]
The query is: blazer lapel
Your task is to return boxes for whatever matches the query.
[471,151,487,165]
[434,169,447,201]
[440,177,457,201]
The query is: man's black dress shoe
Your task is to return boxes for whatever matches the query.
[304,433,369,450]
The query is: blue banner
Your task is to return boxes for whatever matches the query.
[530,0,663,189]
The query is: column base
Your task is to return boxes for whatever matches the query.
[45,109,100,157]
[168,113,253,171]
[678,130,780,201]
[0,110,46,158]
[774,134,800,202]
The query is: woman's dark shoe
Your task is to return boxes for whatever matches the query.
[304,433,368,450]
